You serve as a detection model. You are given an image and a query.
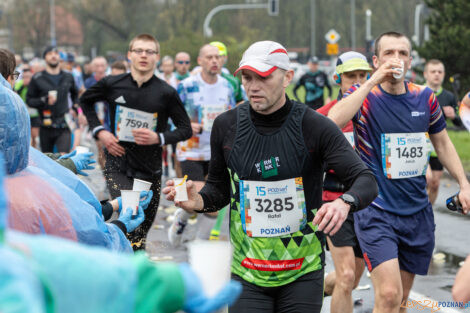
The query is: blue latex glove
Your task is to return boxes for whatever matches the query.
[70,152,96,176]
[139,190,153,211]
[118,205,145,233]
[179,263,242,313]
[0,153,6,233]
[116,190,153,214]
[59,150,77,159]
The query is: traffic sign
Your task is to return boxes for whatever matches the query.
[326,43,339,55]
[325,29,340,44]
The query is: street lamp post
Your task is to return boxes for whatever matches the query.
[50,0,56,46]
[413,3,424,46]
[310,0,316,57]
[350,0,356,49]
[203,2,274,38]
[365,9,372,41]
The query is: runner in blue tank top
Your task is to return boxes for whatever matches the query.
[328,31,470,313]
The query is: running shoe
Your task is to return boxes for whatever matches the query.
[168,208,190,247]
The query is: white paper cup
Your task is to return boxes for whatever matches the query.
[174,178,188,202]
[133,178,152,192]
[392,60,404,79]
[48,90,58,99]
[121,190,141,216]
[75,146,90,154]
[188,240,233,297]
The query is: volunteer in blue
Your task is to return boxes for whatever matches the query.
[80,34,192,251]
[163,41,378,313]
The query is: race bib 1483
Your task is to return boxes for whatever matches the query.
[381,132,431,179]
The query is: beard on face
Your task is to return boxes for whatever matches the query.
[47,61,59,68]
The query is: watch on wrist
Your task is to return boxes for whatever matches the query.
[339,194,357,211]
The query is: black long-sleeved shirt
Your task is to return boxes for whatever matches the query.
[199,97,378,212]
[26,70,78,127]
[79,73,192,177]
[436,88,463,127]
[293,71,332,109]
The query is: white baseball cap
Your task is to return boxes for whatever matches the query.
[234,41,290,77]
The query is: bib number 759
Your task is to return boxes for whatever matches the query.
[126,118,149,129]
[254,197,294,212]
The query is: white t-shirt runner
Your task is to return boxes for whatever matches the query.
[176,73,235,161]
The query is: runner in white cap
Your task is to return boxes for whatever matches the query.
[164,40,378,312]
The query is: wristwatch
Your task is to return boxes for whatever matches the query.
[339,194,357,212]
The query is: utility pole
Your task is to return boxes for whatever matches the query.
[350,0,356,49]
[50,0,56,46]
[203,2,278,38]
[310,0,316,57]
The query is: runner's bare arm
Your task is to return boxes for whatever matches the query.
[430,128,470,214]
[452,255,470,303]
[313,199,350,236]
[328,59,401,128]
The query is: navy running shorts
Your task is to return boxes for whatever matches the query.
[354,204,435,275]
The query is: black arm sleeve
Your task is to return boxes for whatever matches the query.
[79,78,108,131]
[70,77,79,110]
[292,76,303,101]
[110,220,127,234]
[450,94,464,127]
[324,73,332,97]
[161,89,192,145]
[306,111,378,210]
[26,76,47,109]
[198,112,234,212]
[101,201,114,221]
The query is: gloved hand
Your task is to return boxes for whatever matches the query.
[59,150,96,176]
[59,150,77,159]
[178,263,242,313]
[139,190,153,211]
[70,152,96,176]
[0,153,6,231]
[116,190,153,213]
[118,205,145,233]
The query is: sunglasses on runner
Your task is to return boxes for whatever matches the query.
[176,61,190,65]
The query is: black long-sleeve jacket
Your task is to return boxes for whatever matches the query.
[26,70,78,128]
[79,73,192,178]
